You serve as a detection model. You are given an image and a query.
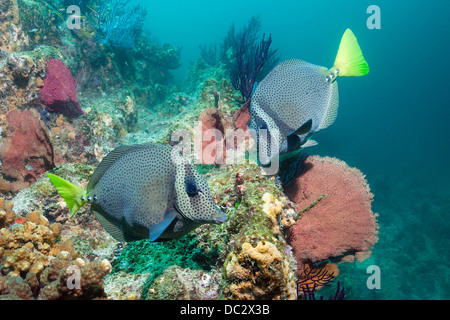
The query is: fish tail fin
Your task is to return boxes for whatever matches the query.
[333,29,369,77]
[47,173,87,217]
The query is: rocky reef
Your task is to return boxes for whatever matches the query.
[0,0,379,300]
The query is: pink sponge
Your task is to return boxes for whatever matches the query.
[40,59,84,118]
[285,156,379,266]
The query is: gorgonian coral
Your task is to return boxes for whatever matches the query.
[91,0,147,48]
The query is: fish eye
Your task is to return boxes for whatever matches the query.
[325,76,330,83]
[186,181,199,197]
[93,195,98,201]
[335,69,340,75]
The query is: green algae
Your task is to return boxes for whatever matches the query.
[111,234,221,300]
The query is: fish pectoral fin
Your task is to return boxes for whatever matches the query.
[287,134,301,152]
[149,210,177,242]
[287,119,313,152]
[288,119,312,137]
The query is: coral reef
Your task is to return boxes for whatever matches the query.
[0,46,61,114]
[0,0,380,301]
[91,0,147,48]
[0,109,55,193]
[206,164,298,300]
[0,0,31,53]
[0,198,15,229]
[40,59,84,118]
[224,241,289,300]
[0,198,113,300]
[285,156,379,265]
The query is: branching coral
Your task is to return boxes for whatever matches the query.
[0,198,16,228]
[0,201,112,300]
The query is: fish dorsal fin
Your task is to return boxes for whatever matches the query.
[92,204,141,242]
[288,119,312,137]
[87,144,153,192]
[318,83,339,130]
[149,209,177,242]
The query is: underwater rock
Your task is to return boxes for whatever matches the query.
[224,241,291,300]
[0,109,55,193]
[0,0,31,54]
[147,266,222,300]
[285,155,379,265]
[6,53,35,84]
[104,272,151,300]
[0,47,59,114]
[206,164,298,300]
[40,59,84,118]
[38,254,111,300]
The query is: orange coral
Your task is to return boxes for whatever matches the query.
[0,198,17,228]
[224,241,295,300]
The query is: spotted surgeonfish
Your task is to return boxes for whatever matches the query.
[47,143,226,242]
[249,29,369,165]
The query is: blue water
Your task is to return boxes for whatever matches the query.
[138,0,450,299]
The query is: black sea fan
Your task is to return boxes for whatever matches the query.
[296,263,345,300]
[220,16,280,103]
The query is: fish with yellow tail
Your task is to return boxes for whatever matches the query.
[47,143,227,242]
[249,28,369,166]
